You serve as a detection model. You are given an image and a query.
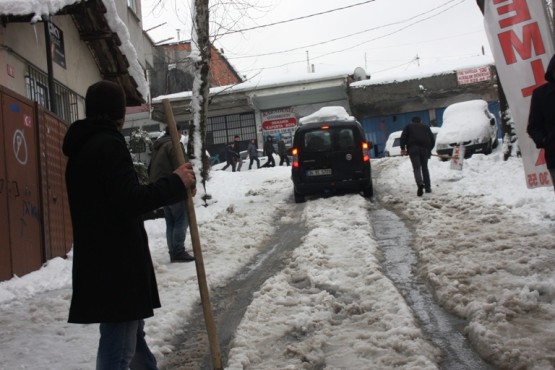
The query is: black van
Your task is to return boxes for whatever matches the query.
[291,113,373,203]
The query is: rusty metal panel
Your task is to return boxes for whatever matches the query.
[2,91,43,277]
[41,111,72,259]
[0,96,13,281]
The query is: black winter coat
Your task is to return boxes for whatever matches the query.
[527,54,555,169]
[63,118,187,323]
[400,122,435,153]
[264,139,276,156]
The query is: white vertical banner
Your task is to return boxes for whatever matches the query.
[483,0,555,188]
[450,144,465,171]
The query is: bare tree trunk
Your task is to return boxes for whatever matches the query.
[191,0,212,203]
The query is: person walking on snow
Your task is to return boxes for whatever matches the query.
[149,125,196,263]
[528,54,555,192]
[278,137,290,166]
[400,116,435,197]
[263,135,276,167]
[221,142,239,172]
[247,139,260,169]
[63,80,197,369]
[233,135,244,171]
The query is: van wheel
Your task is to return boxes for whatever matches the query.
[363,181,374,198]
[294,189,305,203]
[492,138,499,149]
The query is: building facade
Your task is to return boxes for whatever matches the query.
[0,0,153,281]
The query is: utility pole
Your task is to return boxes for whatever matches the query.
[306,50,311,73]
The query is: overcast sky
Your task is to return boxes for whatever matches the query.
[142,0,491,80]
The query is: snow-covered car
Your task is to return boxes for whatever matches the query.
[384,127,440,157]
[435,100,498,158]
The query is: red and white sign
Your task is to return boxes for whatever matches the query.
[261,108,298,133]
[7,64,15,78]
[484,0,555,188]
[456,66,491,85]
[450,144,465,171]
[262,117,297,131]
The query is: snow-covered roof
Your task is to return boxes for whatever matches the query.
[153,68,358,103]
[299,106,355,125]
[0,0,82,23]
[352,55,495,87]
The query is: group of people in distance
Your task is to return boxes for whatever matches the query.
[221,134,290,172]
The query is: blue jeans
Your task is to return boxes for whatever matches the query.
[163,201,188,258]
[96,320,157,370]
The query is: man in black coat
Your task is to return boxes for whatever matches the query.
[233,134,244,171]
[63,80,196,369]
[262,135,276,167]
[400,116,436,196]
[527,54,555,191]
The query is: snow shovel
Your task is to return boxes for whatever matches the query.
[162,98,223,370]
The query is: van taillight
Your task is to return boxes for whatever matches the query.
[362,142,370,162]
[292,148,299,168]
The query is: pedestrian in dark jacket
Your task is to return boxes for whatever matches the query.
[247,139,260,169]
[400,116,436,196]
[528,54,555,191]
[63,80,196,369]
[149,126,195,262]
[221,142,239,171]
[262,136,276,167]
[234,135,244,171]
[278,138,290,166]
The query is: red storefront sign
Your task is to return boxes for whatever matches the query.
[262,117,298,131]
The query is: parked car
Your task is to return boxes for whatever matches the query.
[384,130,403,157]
[385,127,441,157]
[435,100,498,159]
[291,106,373,203]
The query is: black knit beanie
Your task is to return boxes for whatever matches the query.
[85,80,126,121]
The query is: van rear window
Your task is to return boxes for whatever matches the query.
[337,128,355,150]
[304,131,331,152]
[303,128,357,152]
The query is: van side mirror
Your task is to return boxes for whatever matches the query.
[490,118,495,126]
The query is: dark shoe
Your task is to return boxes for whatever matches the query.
[417,186,424,197]
[425,188,432,193]
[170,252,195,263]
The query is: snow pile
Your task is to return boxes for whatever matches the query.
[299,106,355,125]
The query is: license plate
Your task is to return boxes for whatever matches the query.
[307,168,332,176]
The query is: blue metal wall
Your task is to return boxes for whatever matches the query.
[361,100,501,158]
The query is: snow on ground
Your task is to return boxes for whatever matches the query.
[1,146,555,369]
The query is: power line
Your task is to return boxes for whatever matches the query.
[213,0,376,37]
[310,0,466,63]
[226,0,463,61]
[238,0,466,74]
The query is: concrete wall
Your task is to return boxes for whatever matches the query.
[349,71,498,119]
[0,15,101,108]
